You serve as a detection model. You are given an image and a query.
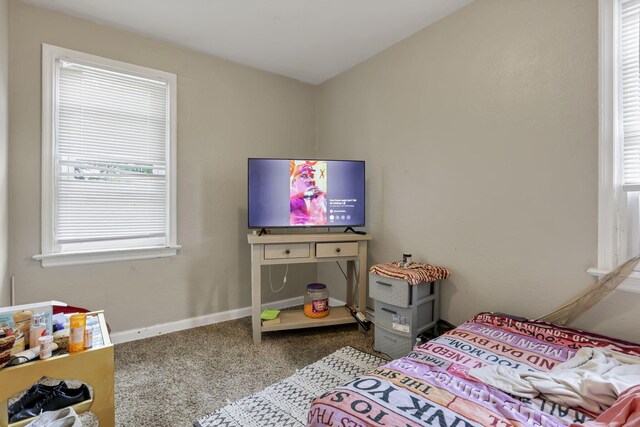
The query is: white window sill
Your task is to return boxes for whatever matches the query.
[33,245,181,267]
[587,267,640,294]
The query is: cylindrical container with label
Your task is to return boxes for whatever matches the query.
[304,283,330,318]
[84,325,94,349]
[10,329,25,355]
[39,335,54,359]
[13,310,33,346]
[69,313,86,353]
[29,313,47,350]
[402,253,412,267]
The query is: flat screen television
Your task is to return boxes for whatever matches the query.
[248,158,365,229]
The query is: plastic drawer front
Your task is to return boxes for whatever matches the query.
[374,299,434,336]
[374,324,414,360]
[369,274,433,308]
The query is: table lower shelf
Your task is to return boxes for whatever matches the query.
[261,307,357,332]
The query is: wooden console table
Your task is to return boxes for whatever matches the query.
[0,311,114,427]
[247,232,371,344]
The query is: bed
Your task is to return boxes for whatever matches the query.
[307,312,640,427]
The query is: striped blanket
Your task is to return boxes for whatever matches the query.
[369,262,450,285]
[307,313,640,427]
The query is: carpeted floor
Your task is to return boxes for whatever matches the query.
[114,315,383,427]
[194,346,387,427]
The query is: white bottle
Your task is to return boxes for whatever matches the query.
[29,313,47,350]
[39,335,54,359]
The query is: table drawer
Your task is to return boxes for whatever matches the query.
[315,242,358,258]
[264,243,310,260]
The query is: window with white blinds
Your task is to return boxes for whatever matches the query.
[37,45,178,266]
[621,0,640,188]
[619,0,640,264]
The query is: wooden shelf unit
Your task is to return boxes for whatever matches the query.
[248,232,371,344]
[0,311,114,427]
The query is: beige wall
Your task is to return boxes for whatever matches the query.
[9,0,639,342]
[317,0,640,343]
[8,0,316,332]
[0,0,9,307]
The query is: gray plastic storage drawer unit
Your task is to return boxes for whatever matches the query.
[375,326,414,360]
[370,273,440,360]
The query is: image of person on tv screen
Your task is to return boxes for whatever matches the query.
[290,160,327,225]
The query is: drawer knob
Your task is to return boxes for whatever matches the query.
[377,281,392,287]
[336,247,341,253]
[285,249,291,255]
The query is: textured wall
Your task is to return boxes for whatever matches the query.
[8,0,316,332]
[317,0,640,343]
[0,0,9,307]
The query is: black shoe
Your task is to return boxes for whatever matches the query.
[42,384,91,413]
[9,384,90,423]
[8,382,67,419]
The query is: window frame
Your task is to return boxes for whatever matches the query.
[34,44,179,267]
[591,0,640,292]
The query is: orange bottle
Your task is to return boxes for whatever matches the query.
[69,313,86,353]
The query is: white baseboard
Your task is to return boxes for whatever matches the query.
[110,296,346,344]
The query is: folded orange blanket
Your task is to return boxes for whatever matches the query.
[369,261,450,285]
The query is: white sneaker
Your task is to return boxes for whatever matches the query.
[48,416,82,427]
[25,407,82,427]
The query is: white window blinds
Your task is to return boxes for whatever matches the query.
[621,0,640,186]
[55,59,170,251]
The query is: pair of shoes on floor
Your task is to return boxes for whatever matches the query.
[8,382,67,419]
[25,407,82,427]
[9,383,91,423]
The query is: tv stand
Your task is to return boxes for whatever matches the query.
[247,232,371,344]
[343,227,366,235]
[258,228,269,236]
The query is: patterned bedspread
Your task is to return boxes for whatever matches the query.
[307,313,640,427]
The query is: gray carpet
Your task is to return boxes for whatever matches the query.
[114,315,382,427]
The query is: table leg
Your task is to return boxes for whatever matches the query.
[346,261,354,307]
[357,241,368,313]
[0,400,8,427]
[88,345,115,426]
[251,244,262,344]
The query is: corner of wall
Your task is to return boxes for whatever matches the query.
[314,83,319,158]
[0,0,10,307]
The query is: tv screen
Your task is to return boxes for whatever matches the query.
[248,158,365,228]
